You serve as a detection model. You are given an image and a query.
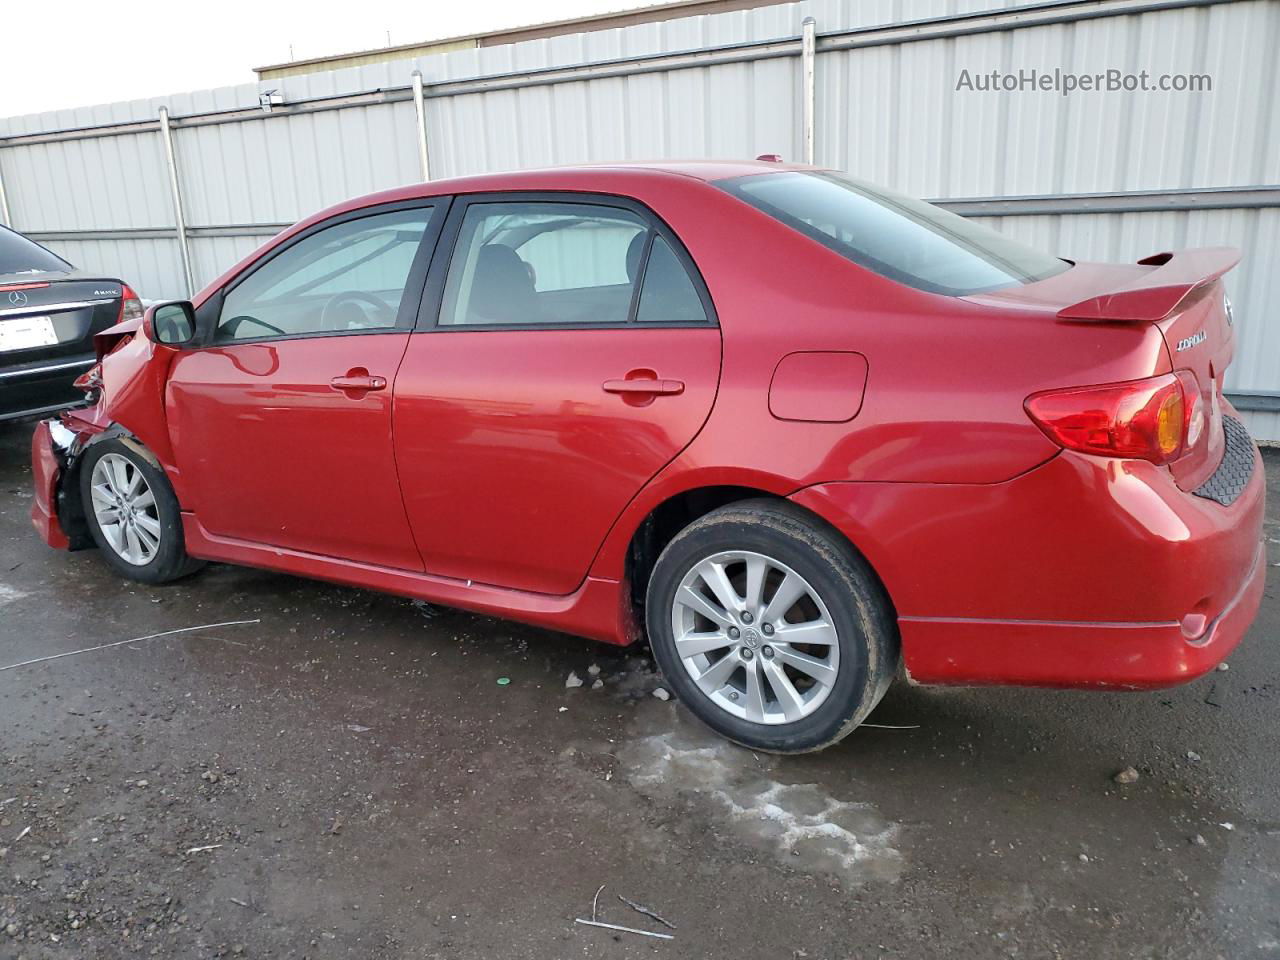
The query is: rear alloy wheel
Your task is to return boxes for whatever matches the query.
[79,437,204,584]
[671,551,840,724]
[646,500,896,753]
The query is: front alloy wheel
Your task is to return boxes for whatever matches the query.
[90,453,162,566]
[78,436,204,584]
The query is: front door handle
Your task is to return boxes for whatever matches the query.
[602,377,685,396]
[330,368,387,396]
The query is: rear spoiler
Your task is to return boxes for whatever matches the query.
[1057,247,1240,323]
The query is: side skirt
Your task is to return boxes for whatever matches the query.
[181,514,637,646]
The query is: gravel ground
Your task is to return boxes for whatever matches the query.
[0,418,1277,960]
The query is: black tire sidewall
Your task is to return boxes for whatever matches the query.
[78,437,192,584]
[646,505,890,753]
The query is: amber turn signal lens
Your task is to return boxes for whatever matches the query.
[1156,388,1184,457]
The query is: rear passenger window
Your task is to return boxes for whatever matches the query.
[636,235,708,324]
[439,202,646,326]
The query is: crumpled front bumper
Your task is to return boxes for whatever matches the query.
[31,419,70,548]
[30,416,99,550]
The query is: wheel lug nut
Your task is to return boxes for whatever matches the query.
[741,611,754,624]
[762,623,774,636]
[762,646,774,658]
[741,648,754,661]
[728,626,740,639]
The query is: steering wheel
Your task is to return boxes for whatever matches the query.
[320,290,395,331]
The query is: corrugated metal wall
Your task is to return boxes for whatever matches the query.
[1,0,1277,438]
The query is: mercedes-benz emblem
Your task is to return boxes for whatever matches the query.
[8,290,28,307]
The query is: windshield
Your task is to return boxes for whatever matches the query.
[0,225,71,275]
[717,171,1068,296]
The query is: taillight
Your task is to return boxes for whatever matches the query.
[1179,370,1206,448]
[119,283,143,322]
[1025,372,1202,465]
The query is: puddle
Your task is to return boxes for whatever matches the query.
[616,705,902,883]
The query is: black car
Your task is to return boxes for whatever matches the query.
[0,225,142,422]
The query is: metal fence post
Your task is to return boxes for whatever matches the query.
[158,106,196,297]
[411,71,432,181]
[0,152,12,227]
[802,17,816,166]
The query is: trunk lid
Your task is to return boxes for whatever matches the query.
[0,275,124,365]
[966,248,1240,490]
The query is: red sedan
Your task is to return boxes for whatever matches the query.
[29,161,1266,753]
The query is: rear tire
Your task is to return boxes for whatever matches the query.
[645,499,896,753]
[79,437,204,584]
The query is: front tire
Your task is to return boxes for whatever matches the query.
[79,437,203,584]
[645,500,896,753]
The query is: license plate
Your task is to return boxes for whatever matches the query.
[0,315,58,352]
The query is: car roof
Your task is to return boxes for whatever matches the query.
[420,158,812,187]
[200,160,815,302]
[310,159,815,221]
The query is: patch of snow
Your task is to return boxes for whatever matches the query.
[618,723,901,882]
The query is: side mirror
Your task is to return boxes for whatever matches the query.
[145,300,198,347]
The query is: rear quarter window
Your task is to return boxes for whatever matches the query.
[717,171,1068,297]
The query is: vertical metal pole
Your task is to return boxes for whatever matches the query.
[0,151,12,227]
[411,71,432,181]
[802,17,817,166]
[158,106,196,297]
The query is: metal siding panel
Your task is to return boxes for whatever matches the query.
[966,207,1279,396]
[1196,2,1276,186]
[1237,410,1280,447]
[0,0,1276,400]
[2,132,171,231]
[41,237,183,300]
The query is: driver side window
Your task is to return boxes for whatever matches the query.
[216,206,434,342]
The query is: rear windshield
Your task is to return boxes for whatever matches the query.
[0,225,71,275]
[717,171,1068,296]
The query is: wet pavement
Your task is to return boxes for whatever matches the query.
[0,417,1277,959]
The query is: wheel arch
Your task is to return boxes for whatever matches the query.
[55,422,170,552]
[616,480,900,639]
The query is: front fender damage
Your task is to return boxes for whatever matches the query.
[31,417,93,550]
[31,416,135,551]
[30,321,177,551]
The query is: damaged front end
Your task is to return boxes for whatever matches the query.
[30,314,178,551]
[30,412,103,550]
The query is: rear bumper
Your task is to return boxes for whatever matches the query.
[792,436,1267,690]
[893,540,1264,688]
[0,353,94,421]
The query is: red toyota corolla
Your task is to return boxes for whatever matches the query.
[29,161,1266,752]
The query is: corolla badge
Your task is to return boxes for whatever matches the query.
[1176,330,1207,352]
[7,291,28,307]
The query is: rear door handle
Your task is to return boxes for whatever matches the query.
[330,368,387,395]
[602,377,684,396]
